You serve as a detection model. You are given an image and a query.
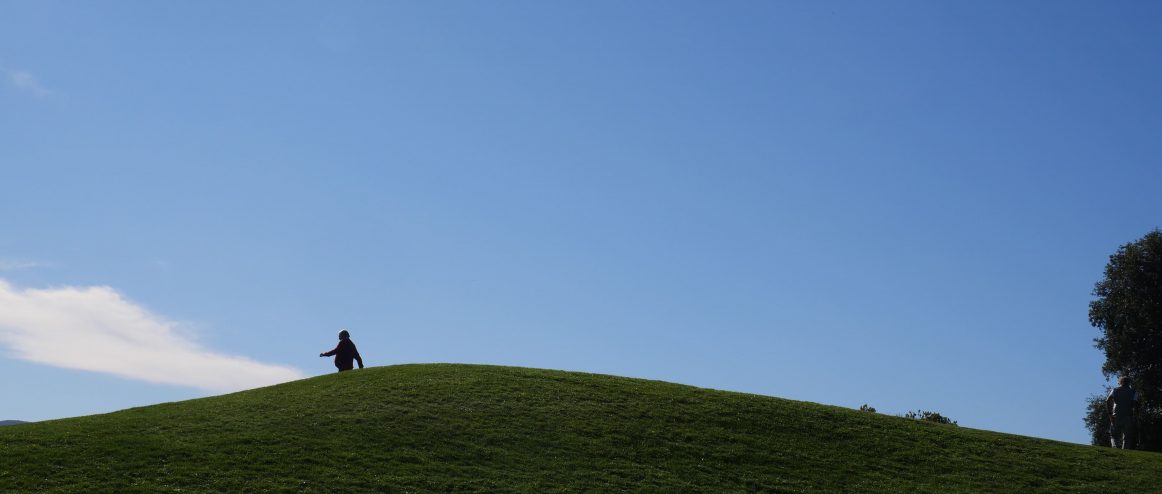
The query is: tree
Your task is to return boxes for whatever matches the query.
[1087,229,1162,450]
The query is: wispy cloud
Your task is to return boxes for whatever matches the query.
[0,280,305,392]
[4,68,52,97]
[0,259,49,271]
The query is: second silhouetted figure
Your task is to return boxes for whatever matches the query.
[320,329,364,372]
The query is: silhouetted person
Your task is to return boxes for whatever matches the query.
[320,329,364,372]
[1107,376,1137,449]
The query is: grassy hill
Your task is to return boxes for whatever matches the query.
[1,364,1160,493]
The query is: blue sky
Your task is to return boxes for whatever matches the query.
[2,1,1160,444]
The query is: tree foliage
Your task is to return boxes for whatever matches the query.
[1083,392,1112,447]
[1087,229,1162,450]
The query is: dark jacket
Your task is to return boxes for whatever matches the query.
[1108,385,1137,418]
[323,338,363,371]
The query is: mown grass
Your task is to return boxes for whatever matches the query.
[1,364,1160,493]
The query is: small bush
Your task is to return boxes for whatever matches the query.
[859,404,876,413]
[903,410,957,426]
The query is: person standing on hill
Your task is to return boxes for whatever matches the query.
[1107,376,1137,449]
[320,329,364,372]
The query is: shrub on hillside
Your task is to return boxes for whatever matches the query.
[1084,392,1113,447]
[903,410,957,426]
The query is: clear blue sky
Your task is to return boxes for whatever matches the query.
[2,1,1160,444]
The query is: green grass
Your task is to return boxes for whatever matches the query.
[2,364,1160,493]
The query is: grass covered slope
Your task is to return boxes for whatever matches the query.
[2,364,1161,493]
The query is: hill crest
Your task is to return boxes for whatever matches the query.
[2,364,1160,493]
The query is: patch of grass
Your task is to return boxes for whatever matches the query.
[2,364,1160,492]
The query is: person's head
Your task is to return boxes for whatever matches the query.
[1119,376,1131,387]
[338,329,350,340]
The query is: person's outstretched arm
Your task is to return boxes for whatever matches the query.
[320,344,340,357]
[354,347,364,369]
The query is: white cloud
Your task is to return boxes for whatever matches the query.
[0,280,305,392]
[5,69,52,97]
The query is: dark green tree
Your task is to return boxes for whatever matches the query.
[1087,229,1162,450]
